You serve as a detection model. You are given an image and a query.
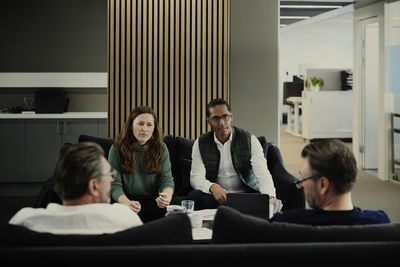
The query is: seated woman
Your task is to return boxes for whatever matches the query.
[108,106,175,223]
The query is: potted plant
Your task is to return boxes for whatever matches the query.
[305,77,324,91]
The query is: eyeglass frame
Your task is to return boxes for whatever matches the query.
[97,169,117,180]
[209,113,232,123]
[295,175,319,189]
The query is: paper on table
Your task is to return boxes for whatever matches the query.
[192,209,217,220]
[192,227,213,240]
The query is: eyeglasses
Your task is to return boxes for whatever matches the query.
[295,176,316,189]
[210,113,231,122]
[101,169,117,180]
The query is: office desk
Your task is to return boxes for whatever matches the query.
[286,97,302,137]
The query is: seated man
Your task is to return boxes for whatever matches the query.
[270,139,391,225]
[9,142,143,234]
[188,98,277,210]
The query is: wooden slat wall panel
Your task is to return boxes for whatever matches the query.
[109,0,230,139]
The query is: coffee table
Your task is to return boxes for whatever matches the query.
[190,209,217,242]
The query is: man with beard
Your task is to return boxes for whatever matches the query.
[270,139,391,225]
[9,142,142,234]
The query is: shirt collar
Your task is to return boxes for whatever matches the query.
[213,127,234,145]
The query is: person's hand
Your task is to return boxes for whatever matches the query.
[128,200,141,213]
[210,184,228,205]
[155,192,171,208]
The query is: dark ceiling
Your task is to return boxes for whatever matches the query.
[280,1,355,26]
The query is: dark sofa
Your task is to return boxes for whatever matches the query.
[3,135,399,264]
[34,134,305,211]
[1,206,399,265]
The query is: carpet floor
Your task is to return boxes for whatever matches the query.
[279,126,400,223]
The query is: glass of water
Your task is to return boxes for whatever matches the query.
[181,200,195,213]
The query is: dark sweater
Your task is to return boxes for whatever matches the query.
[270,207,391,226]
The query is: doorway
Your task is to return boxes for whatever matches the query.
[362,21,379,171]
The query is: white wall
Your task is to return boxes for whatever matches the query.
[386,0,400,176]
[279,6,354,119]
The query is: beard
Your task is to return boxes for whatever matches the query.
[305,186,320,209]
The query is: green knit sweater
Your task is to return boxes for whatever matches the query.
[108,142,175,202]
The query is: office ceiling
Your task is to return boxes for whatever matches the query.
[280,0,356,27]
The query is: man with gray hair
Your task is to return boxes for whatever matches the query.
[9,142,142,234]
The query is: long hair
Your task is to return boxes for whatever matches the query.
[115,106,163,174]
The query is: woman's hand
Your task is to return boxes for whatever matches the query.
[155,188,173,208]
[118,195,141,213]
[128,200,141,213]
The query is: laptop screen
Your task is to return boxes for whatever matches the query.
[226,193,270,220]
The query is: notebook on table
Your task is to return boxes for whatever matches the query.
[226,192,270,220]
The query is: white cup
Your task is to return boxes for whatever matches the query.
[181,200,195,213]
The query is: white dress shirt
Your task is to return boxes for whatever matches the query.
[190,131,276,197]
[9,203,143,235]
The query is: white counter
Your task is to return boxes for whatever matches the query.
[301,90,353,140]
[0,112,108,119]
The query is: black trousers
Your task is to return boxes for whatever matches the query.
[137,198,167,223]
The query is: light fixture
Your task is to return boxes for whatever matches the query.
[280,5,342,9]
[280,16,311,19]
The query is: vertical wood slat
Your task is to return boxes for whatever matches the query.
[137,0,142,108]
[126,0,131,123]
[180,0,185,138]
[121,0,126,127]
[169,0,174,136]
[109,0,114,138]
[109,0,230,139]
[224,0,229,100]
[185,0,190,138]
[175,0,180,137]
[196,0,201,138]
[207,0,212,133]
[153,0,158,117]
[191,0,195,139]
[131,0,136,116]
[148,0,153,110]
[201,0,206,135]
[115,0,120,134]
[164,0,169,135]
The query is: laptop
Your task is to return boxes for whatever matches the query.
[226,193,270,220]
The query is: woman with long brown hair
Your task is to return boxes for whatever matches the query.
[108,106,174,222]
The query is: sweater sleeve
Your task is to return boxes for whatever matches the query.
[108,145,126,202]
[158,142,175,192]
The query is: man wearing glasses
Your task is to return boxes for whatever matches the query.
[9,142,143,234]
[270,139,391,225]
[188,98,276,209]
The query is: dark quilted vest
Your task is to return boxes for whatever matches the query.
[198,126,258,190]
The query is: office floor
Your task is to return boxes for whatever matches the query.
[279,126,400,223]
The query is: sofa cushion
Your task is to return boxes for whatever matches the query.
[175,137,194,160]
[212,205,400,244]
[172,137,195,196]
[78,135,114,159]
[178,158,194,195]
[163,135,176,182]
[0,213,192,247]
